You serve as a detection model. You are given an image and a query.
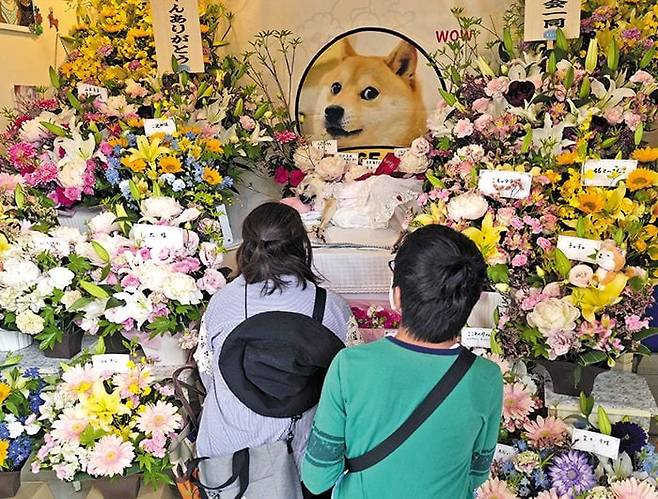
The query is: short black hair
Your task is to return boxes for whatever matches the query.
[237,202,320,294]
[393,225,486,343]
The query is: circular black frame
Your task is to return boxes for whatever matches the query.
[294,26,446,151]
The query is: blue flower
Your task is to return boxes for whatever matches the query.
[160,173,176,185]
[29,392,43,415]
[172,179,186,192]
[186,132,196,139]
[514,439,529,452]
[170,139,180,150]
[113,145,122,155]
[501,461,515,474]
[119,180,132,200]
[532,469,550,489]
[221,176,234,189]
[126,133,137,147]
[8,436,32,469]
[518,486,530,497]
[105,167,120,186]
[0,423,9,440]
[23,368,39,379]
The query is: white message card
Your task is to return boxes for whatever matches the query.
[76,83,109,102]
[143,118,176,137]
[312,140,338,155]
[582,159,637,187]
[572,429,620,460]
[494,444,518,463]
[338,152,359,164]
[478,170,532,199]
[217,204,234,247]
[461,328,493,349]
[361,158,381,170]
[130,224,186,254]
[92,354,130,373]
[556,235,602,264]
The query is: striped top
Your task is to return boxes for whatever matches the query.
[194,275,353,468]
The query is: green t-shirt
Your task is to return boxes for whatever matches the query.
[302,337,503,499]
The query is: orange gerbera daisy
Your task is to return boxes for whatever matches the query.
[159,156,183,174]
[627,168,658,191]
[632,147,658,163]
[202,167,222,186]
[121,157,146,172]
[556,150,580,166]
[204,139,223,154]
[577,190,605,214]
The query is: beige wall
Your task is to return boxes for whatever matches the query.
[0,0,76,127]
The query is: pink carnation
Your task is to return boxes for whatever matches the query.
[511,254,528,267]
[474,114,493,133]
[8,142,36,169]
[472,97,491,114]
[171,257,201,274]
[454,119,474,138]
[239,115,256,131]
[485,77,510,98]
[537,237,553,251]
[604,107,624,125]
[274,130,297,143]
[139,433,167,458]
[624,111,642,131]
[625,314,649,333]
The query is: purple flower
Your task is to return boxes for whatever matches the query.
[504,80,536,107]
[548,451,597,496]
[612,422,648,456]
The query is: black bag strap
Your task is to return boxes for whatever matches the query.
[345,349,476,473]
[188,448,250,499]
[312,287,327,323]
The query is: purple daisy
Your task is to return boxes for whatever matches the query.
[612,421,648,456]
[548,451,597,496]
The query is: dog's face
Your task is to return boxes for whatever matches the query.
[318,38,427,148]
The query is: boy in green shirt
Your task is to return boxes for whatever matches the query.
[302,225,503,498]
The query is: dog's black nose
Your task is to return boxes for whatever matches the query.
[324,105,344,124]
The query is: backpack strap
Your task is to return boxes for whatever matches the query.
[345,349,476,473]
[312,287,327,323]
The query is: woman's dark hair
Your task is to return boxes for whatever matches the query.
[393,225,487,343]
[236,202,320,294]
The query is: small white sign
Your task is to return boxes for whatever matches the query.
[582,159,637,187]
[217,204,234,247]
[30,235,70,256]
[143,118,177,137]
[461,328,493,349]
[92,354,130,373]
[361,158,381,170]
[338,152,359,164]
[394,148,410,158]
[130,224,186,256]
[478,170,532,199]
[76,83,109,102]
[572,429,620,460]
[557,235,602,264]
[494,444,518,463]
[312,140,338,155]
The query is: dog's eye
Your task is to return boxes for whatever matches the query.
[361,87,380,100]
[331,82,342,95]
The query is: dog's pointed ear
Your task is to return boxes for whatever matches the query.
[339,37,357,60]
[385,41,418,83]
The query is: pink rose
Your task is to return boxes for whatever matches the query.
[604,107,624,125]
[274,166,289,185]
[472,97,491,114]
[624,111,642,131]
[630,70,655,86]
[289,169,306,187]
[197,268,226,295]
[568,264,593,288]
[484,77,510,98]
[239,116,256,131]
[474,114,493,133]
[410,137,431,157]
[454,119,474,138]
[172,257,201,274]
[511,254,528,267]
[543,282,562,298]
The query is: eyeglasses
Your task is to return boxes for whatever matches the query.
[387,259,395,272]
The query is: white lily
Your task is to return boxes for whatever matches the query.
[248,122,274,145]
[590,77,636,110]
[195,89,231,125]
[105,291,153,328]
[532,113,575,156]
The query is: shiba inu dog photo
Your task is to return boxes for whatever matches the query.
[298,31,436,149]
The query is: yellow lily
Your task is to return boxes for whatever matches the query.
[127,135,170,166]
[462,213,505,264]
[0,235,11,255]
[568,273,628,322]
[81,382,129,431]
[412,202,445,226]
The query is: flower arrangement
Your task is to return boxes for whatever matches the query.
[32,361,182,486]
[350,305,401,330]
[74,198,226,353]
[477,403,658,498]
[0,222,96,352]
[0,358,45,473]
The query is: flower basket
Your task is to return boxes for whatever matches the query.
[92,474,141,499]
[139,333,188,366]
[104,334,130,355]
[0,469,22,498]
[43,329,83,359]
[0,328,32,352]
[534,359,607,397]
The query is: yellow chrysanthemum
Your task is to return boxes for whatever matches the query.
[632,147,658,163]
[0,383,10,405]
[577,191,606,214]
[543,169,561,184]
[202,167,222,186]
[126,117,143,128]
[121,157,146,173]
[627,168,658,192]
[204,139,223,154]
[0,440,8,468]
[159,156,183,174]
[556,150,580,166]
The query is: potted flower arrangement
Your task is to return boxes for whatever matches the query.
[76,197,226,364]
[0,223,95,358]
[0,356,45,498]
[350,304,401,344]
[32,361,183,498]
[477,401,658,498]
